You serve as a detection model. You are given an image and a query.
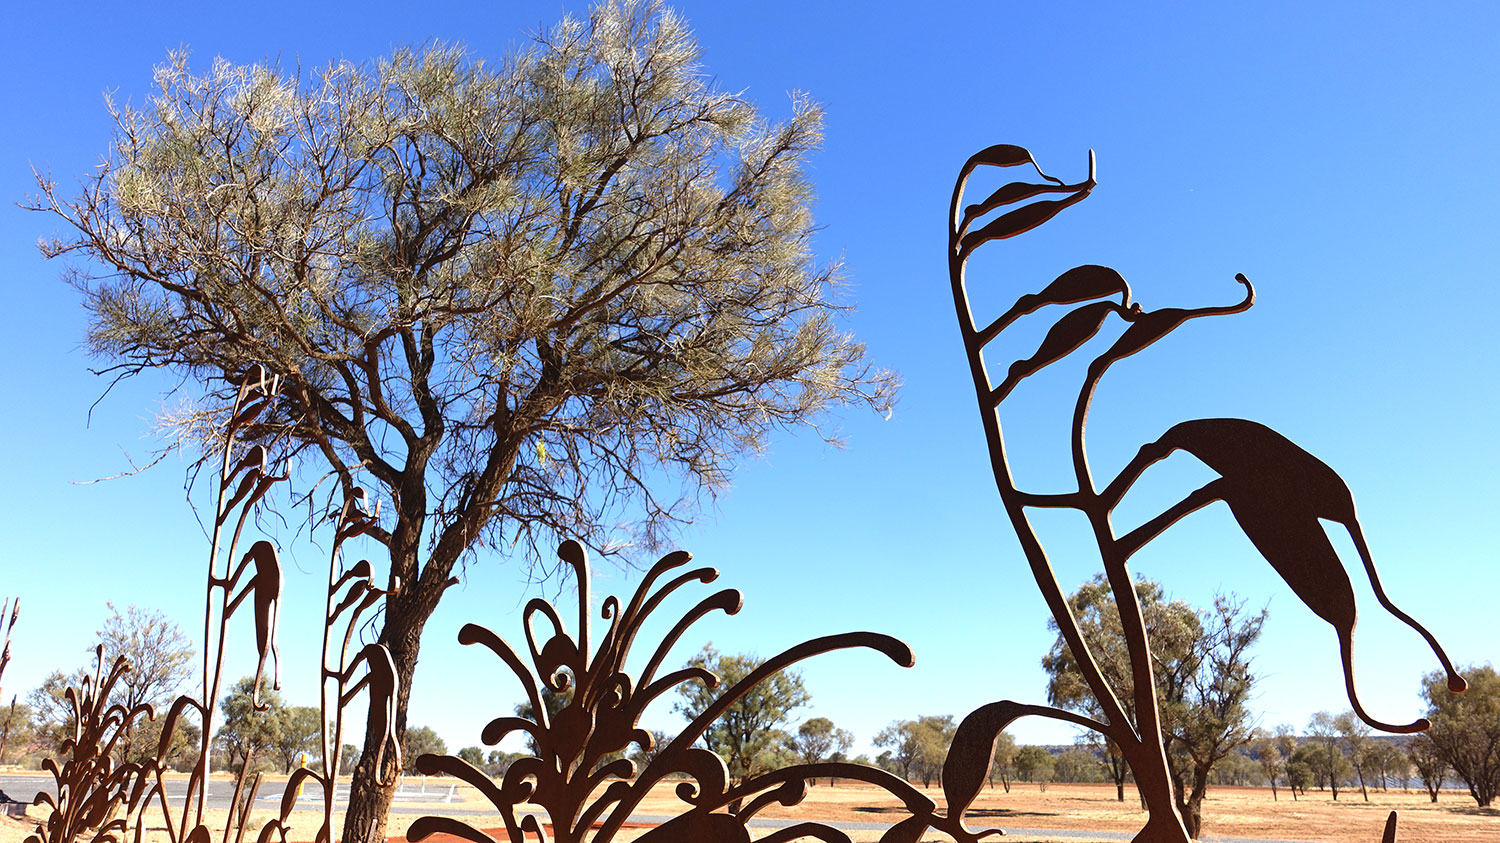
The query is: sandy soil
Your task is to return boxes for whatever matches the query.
[3,779,1496,843]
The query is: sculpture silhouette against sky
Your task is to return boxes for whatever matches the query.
[944,143,1467,841]
[24,146,1467,843]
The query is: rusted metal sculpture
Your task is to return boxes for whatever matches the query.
[944,143,1467,841]
[25,365,294,843]
[408,540,1005,843]
[26,647,151,843]
[265,486,402,843]
[0,598,17,764]
[23,145,1468,843]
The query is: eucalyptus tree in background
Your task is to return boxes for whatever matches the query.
[1407,734,1448,803]
[1333,710,1373,801]
[1248,726,1297,801]
[1306,712,1347,800]
[1422,664,1500,807]
[791,717,854,766]
[1043,575,1264,836]
[673,647,809,788]
[29,1,895,838]
[28,605,195,765]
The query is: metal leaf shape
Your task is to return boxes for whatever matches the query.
[959,192,1093,261]
[406,816,499,843]
[942,701,1026,820]
[960,182,1085,238]
[1135,418,1466,731]
[1087,274,1253,376]
[967,144,1037,170]
[878,816,931,843]
[993,302,1117,403]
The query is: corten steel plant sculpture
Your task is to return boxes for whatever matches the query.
[27,647,152,843]
[33,367,276,843]
[24,364,406,843]
[270,485,404,843]
[944,144,1468,842]
[25,149,1475,843]
[406,540,1005,843]
[0,598,18,763]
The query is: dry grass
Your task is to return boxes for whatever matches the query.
[3,779,1496,843]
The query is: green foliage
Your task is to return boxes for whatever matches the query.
[1042,575,1264,832]
[340,743,361,774]
[1302,714,1353,798]
[457,746,486,769]
[1285,748,1316,799]
[1332,710,1373,800]
[216,676,285,775]
[988,731,1017,792]
[791,717,853,765]
[1054,748,1104,783]
[0,699,39,765]
[401,726,447,774]
[274,706,323,773]
[1422,663,1500,807]
[1014,745,1054,787]
[673,646,810,785]
[36,7,895,832]
[1407,734,1448,802]
[873,715,954,786]
[1248,725,1297,800]
[484,749,526,778]
[27,671,85,754]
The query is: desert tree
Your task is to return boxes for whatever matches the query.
[216,676,284,775]
[400,725,446,774]
[1044,575,1264,835]
[1333,710,1373,801]
[1422,664,1500,807]
[1305,712,1352,799]
[791,716,853,785]
[791,716,853,765]
[273,706,323,773]
[28,2,894,838]
[1249,725,1296,801]
[1014,745,1055,789]
[1407,734,1448,803]
[1055,747,1103,783]
[987,731,1017,792]
[28,605,195,765]
[673,647,809,789]
[1367,740,1409,791]
[874,715,953,787]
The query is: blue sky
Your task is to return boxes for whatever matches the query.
[1,1,1496,759]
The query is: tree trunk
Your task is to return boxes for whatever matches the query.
[1179,767,1210,840]
[340,570,439,843]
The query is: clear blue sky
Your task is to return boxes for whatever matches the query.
[1,1,1496,758]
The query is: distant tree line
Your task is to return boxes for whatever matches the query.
[9,589,1497,829]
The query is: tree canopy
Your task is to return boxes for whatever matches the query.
[1422,664,1500,807]
[216,676,284,775]
[873,715,954,787]
[30,2,894,839]
[673,646,808,786]
[1042,574,1264,836]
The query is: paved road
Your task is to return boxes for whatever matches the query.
[0,775,467,814]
